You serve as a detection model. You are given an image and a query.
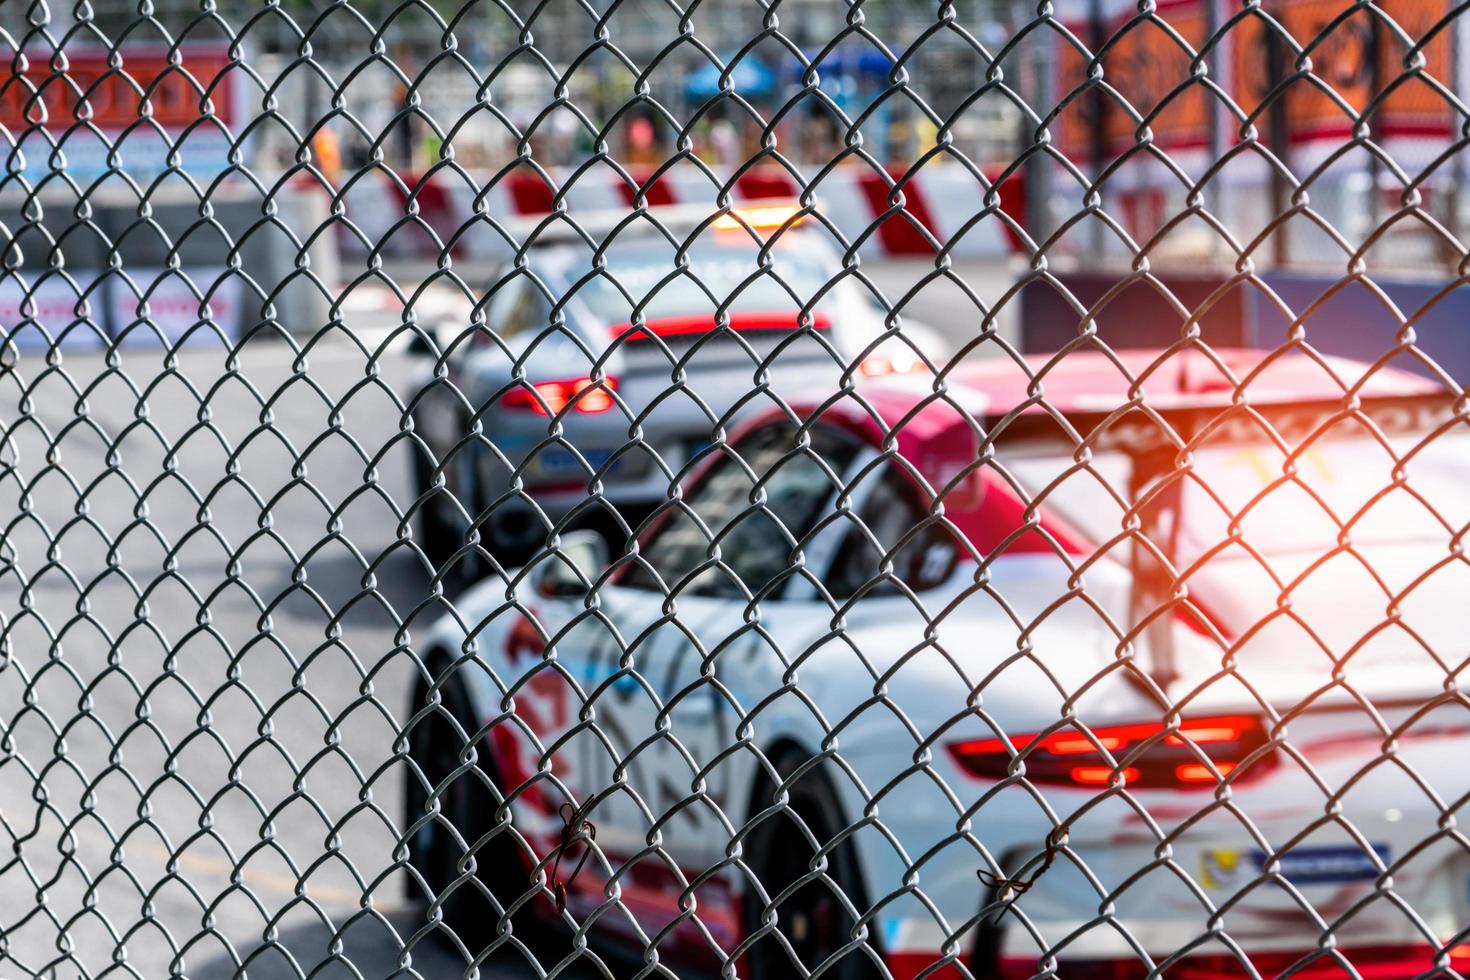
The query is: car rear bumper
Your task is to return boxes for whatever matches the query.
[873,944,1470,980]
[986,943,1470,980]
[478,360,840,512]
[847,702,1470,980]
[880,921,1470,979]
[488,440,693,510]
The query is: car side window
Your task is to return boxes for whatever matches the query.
[826,467,957,599]
[485,277,522,333]
[486,278,551,339]
[624,422,859,598]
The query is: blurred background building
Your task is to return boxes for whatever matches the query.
[0,0,1021,175]
[5,0,1470,368]
[7,0,1465,270]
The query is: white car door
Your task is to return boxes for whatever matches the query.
[571,419,863,952]
[481,539,625,902]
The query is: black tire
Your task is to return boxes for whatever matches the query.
[743,749,884,980]
[480,506,543,571]
[404,661,538,954]
[410,447,461,570]
[413,448,538,578]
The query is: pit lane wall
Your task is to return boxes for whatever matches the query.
[0,183,336,353]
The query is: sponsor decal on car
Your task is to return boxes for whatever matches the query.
[1200,847,1247,890]
[1202,843,1391,889]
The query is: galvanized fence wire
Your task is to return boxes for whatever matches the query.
[2,0,1470,979]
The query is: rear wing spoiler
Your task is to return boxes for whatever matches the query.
[986,391,1457,461]
[985,389,1459,690]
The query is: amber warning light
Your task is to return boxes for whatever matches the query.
[711,204,806,233]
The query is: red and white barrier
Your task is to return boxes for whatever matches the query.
[331,163,1025,262]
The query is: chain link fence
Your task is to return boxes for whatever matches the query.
[4,0,1470,978]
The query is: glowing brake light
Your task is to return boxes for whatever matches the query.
[712,204,804,232]
[946,715,1273,790]
[501,377,617,416]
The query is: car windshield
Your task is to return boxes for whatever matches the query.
[570,238,848,325]
[622,421,860,597]
[999,415,1470,563]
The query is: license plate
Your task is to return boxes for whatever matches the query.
[537,446,619,475]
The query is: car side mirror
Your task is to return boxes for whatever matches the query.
[406,322,443,359]
[536,529,610,598]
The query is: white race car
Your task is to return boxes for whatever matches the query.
[405,347,1470,979]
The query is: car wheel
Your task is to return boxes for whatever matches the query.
[481,506,545,571]
[410,447,462,570]
[404,661,538,953]
[743,748,883,980]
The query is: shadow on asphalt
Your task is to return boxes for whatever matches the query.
[187,904,630,979]
[185,906,527,978]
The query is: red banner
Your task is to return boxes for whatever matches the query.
[1058,0,1453,157]
[1,43,238,132]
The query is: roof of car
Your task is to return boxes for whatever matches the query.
[515,207,819,266]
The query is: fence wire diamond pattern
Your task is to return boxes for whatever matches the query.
[2,0,1469,978]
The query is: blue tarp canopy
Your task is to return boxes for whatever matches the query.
[685,56,777,100]
[795,47,896,78]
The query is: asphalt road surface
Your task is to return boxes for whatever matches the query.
[0,257,1017,979]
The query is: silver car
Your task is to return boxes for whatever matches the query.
[409,205,946,569]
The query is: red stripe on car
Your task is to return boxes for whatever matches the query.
[612,310,830,340]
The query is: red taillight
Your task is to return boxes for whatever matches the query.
[947,715,1273,790]
[501,377,617,416]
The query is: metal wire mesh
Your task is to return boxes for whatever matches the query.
[4,0,1470,978]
